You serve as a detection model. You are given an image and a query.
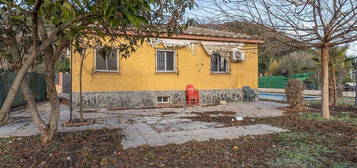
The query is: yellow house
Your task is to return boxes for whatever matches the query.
[71,27,263,108]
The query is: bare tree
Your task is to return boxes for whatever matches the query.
[203,0,357,119]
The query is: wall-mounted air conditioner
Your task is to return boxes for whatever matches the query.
[231,48,245,62]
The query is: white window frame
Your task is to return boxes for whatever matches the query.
[94,47,119,73]
[211,53,229,74]
[157,96,170,104]
[156,49,177,73]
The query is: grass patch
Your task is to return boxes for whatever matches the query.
[306,97,355,106]
[301,112,357,124]
[268,132,357,168]
[268,132,334,168]
[275,132,310,143]
[331,162,357,168]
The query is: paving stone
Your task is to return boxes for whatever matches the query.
[122,133,147,148]
[0,100,288,150]
[121,124,288,148]
[163,135,188,144]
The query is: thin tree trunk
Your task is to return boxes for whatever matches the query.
[21,77,46,128]
[21,81,49,134]
[331,66,337,106]
[337,81,343,97]
[328,56,337,106]
[0,49,39,125]
[321,45,330,119]
[79,56,85,121]
[8,37,47,131]
[329,68,334,104]
[329,67,336,105]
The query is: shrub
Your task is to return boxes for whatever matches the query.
[285,79,305,109]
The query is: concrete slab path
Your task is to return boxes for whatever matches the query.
[0,101,288,149]
[121,123,288,149]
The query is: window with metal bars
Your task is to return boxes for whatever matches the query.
[156,50,176,72]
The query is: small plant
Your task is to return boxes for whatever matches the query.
[285,79,305,109]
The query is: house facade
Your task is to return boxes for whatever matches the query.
[71,27,263,108]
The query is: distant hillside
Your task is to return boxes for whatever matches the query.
[200,21,300,58]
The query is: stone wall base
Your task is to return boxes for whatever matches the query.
[73,88,258,109]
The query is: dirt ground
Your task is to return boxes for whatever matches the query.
[0,105,356,168]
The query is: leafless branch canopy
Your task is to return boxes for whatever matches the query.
[201,0,357,48]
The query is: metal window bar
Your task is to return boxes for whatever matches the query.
[156,50,176,73]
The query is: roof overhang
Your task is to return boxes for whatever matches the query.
[89,30,264,44]
[158,34,264,44]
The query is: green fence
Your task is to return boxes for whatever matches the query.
[259,73,316,89]
[0,70,47,108]
[258,76,288,88]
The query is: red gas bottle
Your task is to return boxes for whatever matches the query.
[186,84,199,105]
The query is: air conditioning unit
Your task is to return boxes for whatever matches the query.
[231,49,245,62]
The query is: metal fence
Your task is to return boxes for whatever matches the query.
[0,70,47,108]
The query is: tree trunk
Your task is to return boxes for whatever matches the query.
[41,64,60,143]
[328,57,337,106]
[21,80,41,123]
[8,37,47,131]
[321,45,330,119]
[40,129,57,143]
[79,56,85,121]
[331,66,337,106]
[21,81,49,133]
[329,69,333,104]
[40,46,61,144]
[337,82,343,97]
[36,17,68,144]
[0,49,39,125]
[0,36,58,125]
